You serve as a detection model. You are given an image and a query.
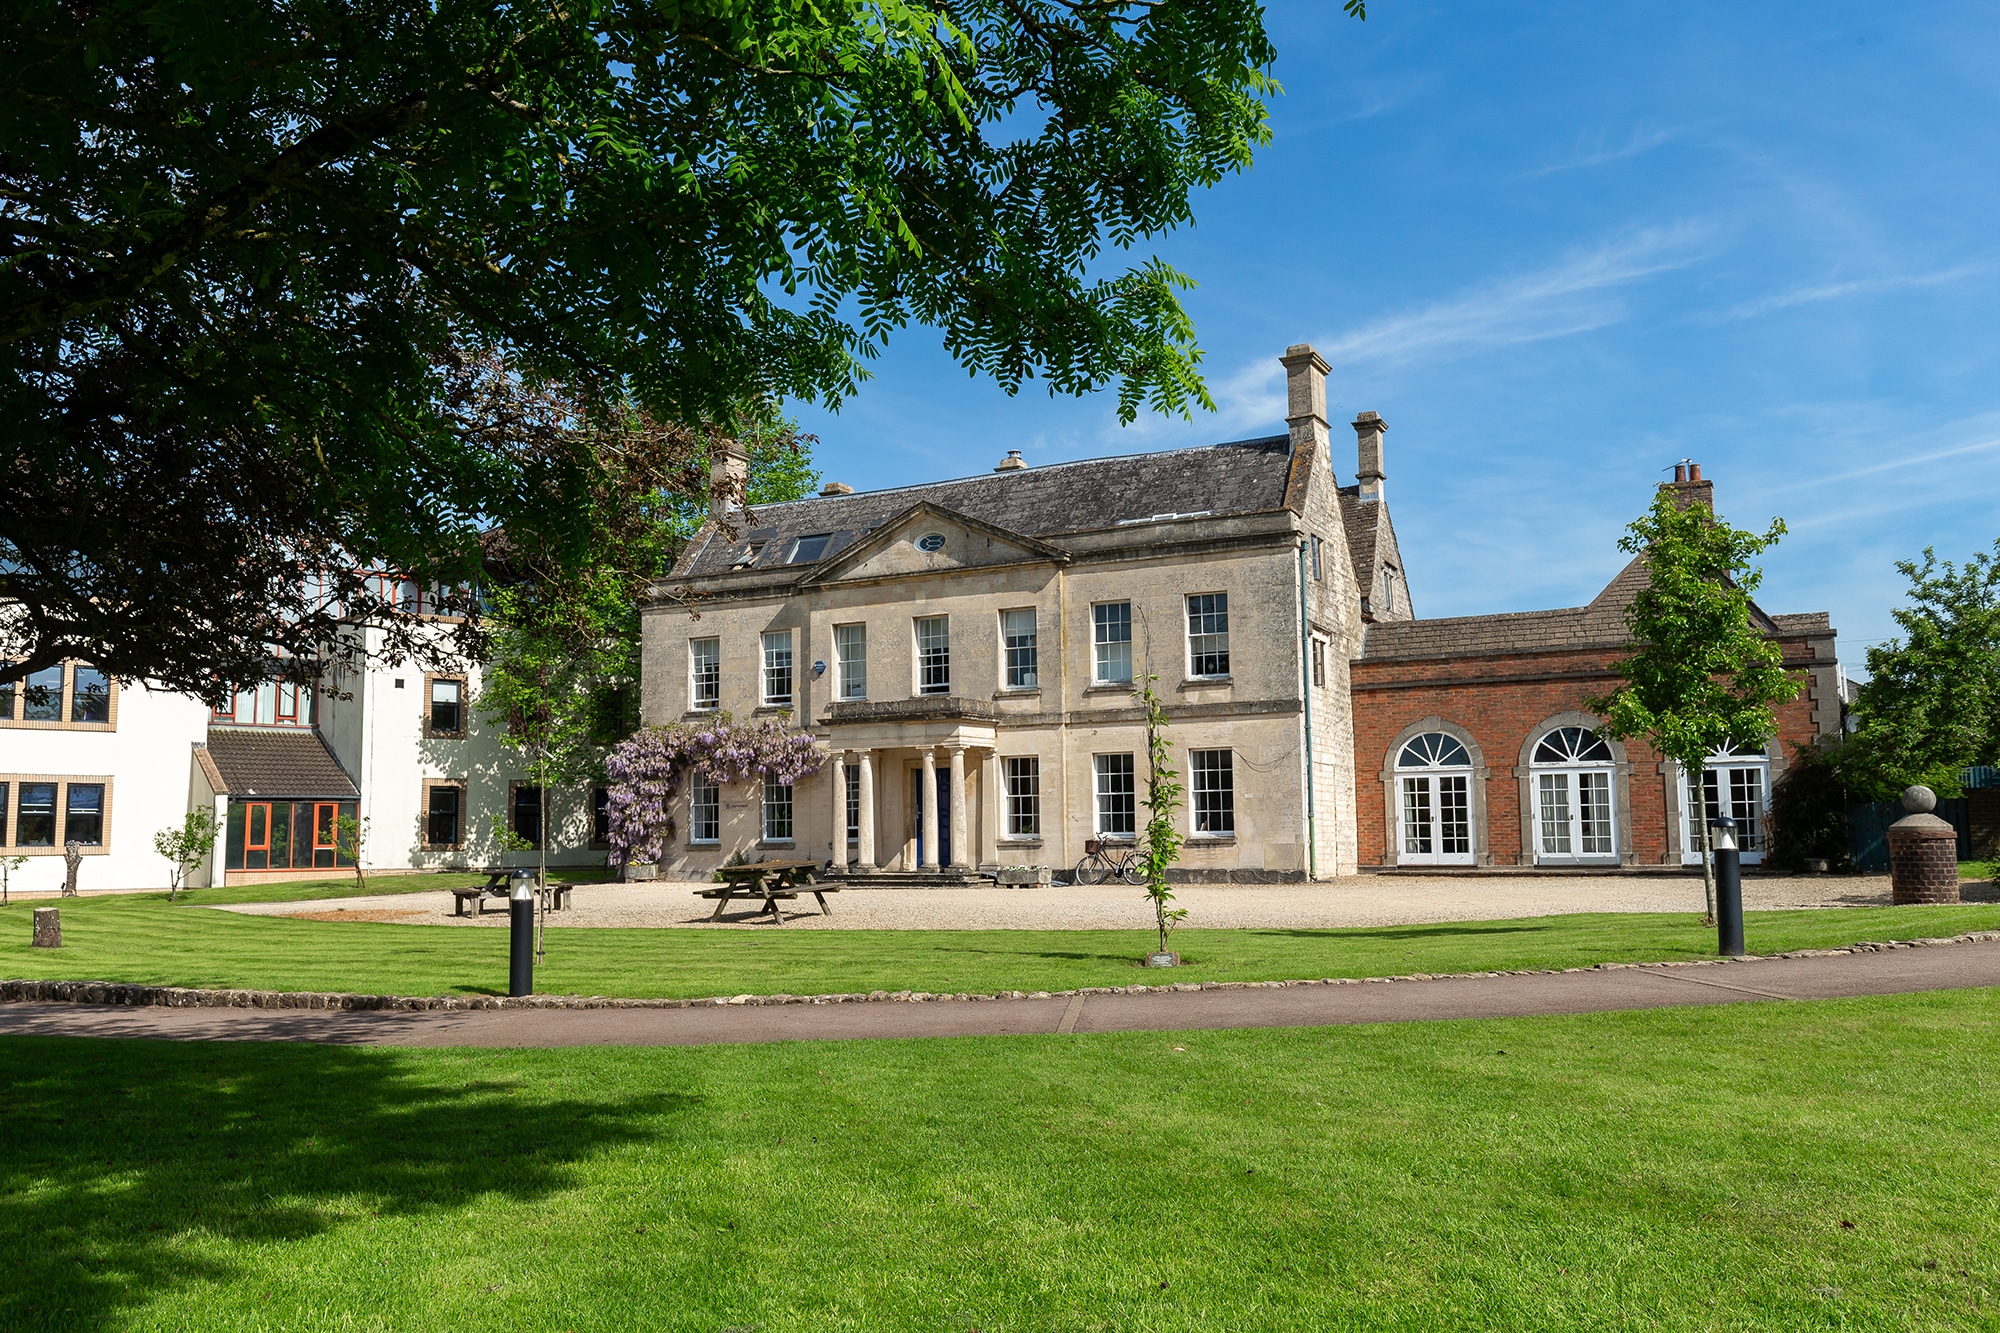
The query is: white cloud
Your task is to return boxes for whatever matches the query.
[1717,265,1991,322]
[1533,126,1677,177]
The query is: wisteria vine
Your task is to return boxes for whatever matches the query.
[603,717,825,865]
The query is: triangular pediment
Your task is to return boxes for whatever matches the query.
[797,502,1069,586]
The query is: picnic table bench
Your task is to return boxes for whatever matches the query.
[451,871,576,917]
[697,860,837,923]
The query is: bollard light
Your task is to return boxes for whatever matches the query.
[508,869,536,997]
[1708,814,1745,958]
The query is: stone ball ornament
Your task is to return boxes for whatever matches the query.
[1900,785,1937,814]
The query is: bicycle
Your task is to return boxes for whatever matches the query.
[1072,838,1144,886]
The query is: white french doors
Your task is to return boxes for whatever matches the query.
[1530,727,1618,865]
[1679,747,1769,865]
[1394,732,1476,866]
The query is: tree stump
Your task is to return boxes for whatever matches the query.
[1888,786,1960,905]
[32,908,61,948]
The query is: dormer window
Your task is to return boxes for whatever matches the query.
[731,542,765,569]
[789,533,831,563]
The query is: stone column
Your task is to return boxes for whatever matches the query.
[948,745,969,869]
[920,748,940,869]
[829,751,848,871]
[1888,785,1960,905]
[857,751,877,870]
[980,750,1000,868]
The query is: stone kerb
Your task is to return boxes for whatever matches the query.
[1888,785,1960,906]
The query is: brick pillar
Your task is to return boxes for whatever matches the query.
[1887,786,1960,905]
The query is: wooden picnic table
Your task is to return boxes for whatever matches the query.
[450,871,575,917]
[697,860,837,923]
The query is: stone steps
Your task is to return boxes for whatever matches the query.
[820,870,999,890]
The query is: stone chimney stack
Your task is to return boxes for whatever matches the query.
[709,441,749,530]
[1352,411,1386,503]
[993,450,1026,472]
[1279,344,1332,460]
[1662,460,1716,514]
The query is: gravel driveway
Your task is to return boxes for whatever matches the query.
[209,871,1979,931]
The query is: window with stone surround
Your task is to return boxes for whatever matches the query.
[690,781,720,844]
[1190,749,1234,835]
[1002,609,1038,689]
[762,774,794,842]
[835,623,867,699]
[424,782,465,848]
[1093,753,1135,837]
[690,637,720,710]
[1004,757,1040,837]
[1093,603,1131,684]
[762,630,794,706]
[916,616,951,695]
[1186,593,1229,678]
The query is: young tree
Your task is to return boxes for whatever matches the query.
[3,0,1362,693]
[0,854,25,906]
[333,814,370,896]
[1840,542,2000,800]
[1135,678,1189,958]
[1589,488,1802,923]
[152,808,220,902]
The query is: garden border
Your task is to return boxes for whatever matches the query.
[3,931,1996,1013]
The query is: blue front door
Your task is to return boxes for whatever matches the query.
[913,768,951,866]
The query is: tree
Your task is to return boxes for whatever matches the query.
[1839,542,2000,800]
[0,854,25,906]
[3,0,1356,693]
[1135,677,1189,958]
[152,808,220,902]
[1766,743,1851,872]
[333,814,370,895]
[1589,488,1802,923]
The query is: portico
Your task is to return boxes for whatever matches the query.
[821,697,997,871]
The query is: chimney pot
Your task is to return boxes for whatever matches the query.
[1673,463,1687,483]
[1688,462,1702,482]
[993,450,1026,472]
[819,481,855,496]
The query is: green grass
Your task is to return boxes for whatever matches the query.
[1964,859,1999,883]
[2,892,1996,999]
[158,868,617,908]
[5,989,1998,1330]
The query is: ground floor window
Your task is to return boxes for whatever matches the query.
[425,785,464,848]
[1395,732,1474,865]
[225,799,355,870]
[690,782,720,844]
[15,782,57,846]
[1190,749,1235,834]
[1531,727,1618,863]
[591,786,611,848]
[0,777,114,853]
[512,785,543,850]
[1004,757,1040,837]
[1680,743,1770,864]
[844,766,861,842]
[762,775,794,842]
[1094,754,1135,837]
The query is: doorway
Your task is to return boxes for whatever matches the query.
[911,767,951,867]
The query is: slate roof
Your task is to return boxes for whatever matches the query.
[203,729,359,799]
[1360,556,1819,663]
[1338,488,1411,620]
[675,435,1296,580]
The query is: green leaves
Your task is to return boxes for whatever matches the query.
[1135,675,1187,952]
[1839,542,2000,799]
[1591,490,1801,771]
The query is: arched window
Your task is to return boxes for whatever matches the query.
[1680,740,1770,865]
[1529,726,1617,863]
[1395,732,1474,866]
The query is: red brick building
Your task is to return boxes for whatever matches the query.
[1352,469,1842,870]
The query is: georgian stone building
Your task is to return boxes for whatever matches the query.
[640,344,1840,881]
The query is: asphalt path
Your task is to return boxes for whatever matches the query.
[1,942,1995,1048]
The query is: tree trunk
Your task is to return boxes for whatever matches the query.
[1693,763,1717,925]
[536,751,549,959]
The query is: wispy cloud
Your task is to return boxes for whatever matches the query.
[1316,221,1711,367]
[1533,127,1676,176]
[1718,264,1991,322]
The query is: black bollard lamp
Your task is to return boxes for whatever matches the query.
[1708,814,1745,958]
[508,868,536,997]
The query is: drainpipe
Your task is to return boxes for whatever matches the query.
[1297,539,1318,881]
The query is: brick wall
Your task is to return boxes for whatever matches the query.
[1351,638,1829,868]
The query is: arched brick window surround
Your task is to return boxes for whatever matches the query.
[1378,717,1492,868]
[1514,711,1636,867]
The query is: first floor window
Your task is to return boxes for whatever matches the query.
[1002,609,1039,688]
[513,785,543,850]
[592,786,611,846]
[691,637,720,709]
[1093,603,1132,684]
[427,785,464,847]
[835,623,867,699]
[690,782,720,844]
[1094,754,1136,837]
[70,667,109,723]
[16,782,56,846]
[1190,749,1235,834]
[0,782,7,843]
[0,669,14,719]
[63,783,105,846]
[845,766,861,841]
[1004,757,1041,837]
[1186,593,1230,677]
[762,775,794,841]
[763,630,794,705]
[429,678,464,734]
[916,615,951,695]
[22,665,63,721]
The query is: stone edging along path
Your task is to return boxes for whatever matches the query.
[3,930,1997,1014]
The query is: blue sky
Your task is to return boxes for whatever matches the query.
[791,1,2000,670]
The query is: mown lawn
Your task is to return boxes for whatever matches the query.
[162,868,617,908]
[4,989,1997,1331]
[0,892,1995,999]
